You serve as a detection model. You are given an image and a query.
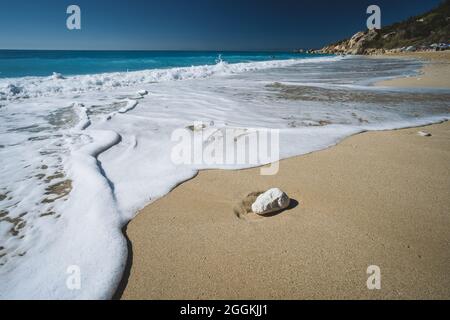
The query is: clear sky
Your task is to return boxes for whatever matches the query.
[0,0,444,51]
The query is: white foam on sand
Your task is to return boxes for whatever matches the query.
[0,55,449,299]
[0,56,343,101]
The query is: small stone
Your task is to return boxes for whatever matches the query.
[417,131,432,137]
[251,188,291,215]
[186,123,206,132]
[137,90,148,96]
[52,72,65,80]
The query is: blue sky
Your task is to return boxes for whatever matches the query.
[0,0,444,50]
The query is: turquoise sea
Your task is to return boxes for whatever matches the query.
[0,50,309,78]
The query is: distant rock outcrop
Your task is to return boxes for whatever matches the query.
[321,29,382,55]
[314,0,450,55]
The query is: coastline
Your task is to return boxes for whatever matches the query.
[375,51,450,89]
[120,53,450,300]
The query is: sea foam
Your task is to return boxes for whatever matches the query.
[0,57,343,101]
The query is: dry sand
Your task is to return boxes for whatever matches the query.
[376,51,450,89]
[119,53,450,300]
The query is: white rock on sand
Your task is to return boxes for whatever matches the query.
[418,130,432,137]
[251,188,291,215]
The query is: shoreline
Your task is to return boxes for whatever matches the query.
[375,51,450,89]
[119,52,450,300]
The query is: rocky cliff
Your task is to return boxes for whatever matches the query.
[318,0,450,55]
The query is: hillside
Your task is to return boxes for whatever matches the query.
[319,0,450,55]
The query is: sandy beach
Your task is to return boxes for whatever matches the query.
[120,52,450,300]
[376,51,450,89]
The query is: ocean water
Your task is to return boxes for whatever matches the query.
[0,50,303,78]
[0,52,449,299]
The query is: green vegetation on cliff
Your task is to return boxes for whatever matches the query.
[320,0,449,54]
[367,0,449,49]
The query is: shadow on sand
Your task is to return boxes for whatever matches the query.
[112,224,133,300]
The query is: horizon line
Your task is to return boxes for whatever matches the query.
[0,48,320,53]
